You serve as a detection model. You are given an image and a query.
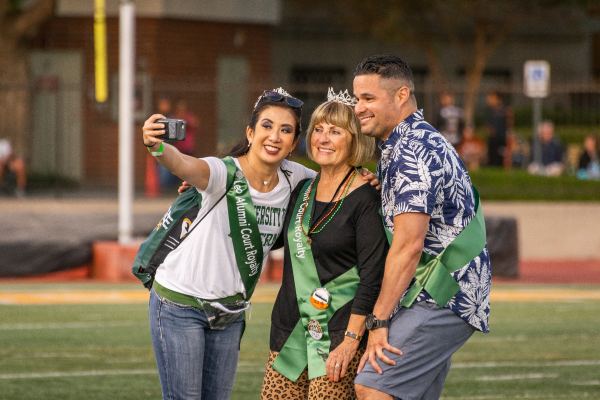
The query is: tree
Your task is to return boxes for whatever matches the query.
[0,0,56,155]
[288,0,591,123]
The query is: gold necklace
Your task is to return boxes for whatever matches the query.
[245,153,276,186]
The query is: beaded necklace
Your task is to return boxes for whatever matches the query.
[300,168,357,244]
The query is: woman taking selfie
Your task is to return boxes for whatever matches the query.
[141,88,315,400]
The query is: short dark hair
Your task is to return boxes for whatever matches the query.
[356,54,414,84]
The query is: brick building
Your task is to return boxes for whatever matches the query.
[28,0,279,187]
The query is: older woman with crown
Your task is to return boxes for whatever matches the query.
[261,89,388,400]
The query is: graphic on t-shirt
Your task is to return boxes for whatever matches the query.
[261,233,279,247]
[255,206,286,227]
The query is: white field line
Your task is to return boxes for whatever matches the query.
[475,373,559,381]
[453,360,600,368]
[12,353,93,359]
[2,363,598,382]
[0,369,157,379]
[0,321,142,330]
[468,334,600,343]
[0,367,266,379]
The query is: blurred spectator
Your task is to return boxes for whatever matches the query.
[577,134,600,180]
[456,124,484,170]
[155,95,179,189]
[528,120,564,177]
[566,144,581,176]
[157,95,174,118]
[174,99,198,156]
[485,91,512,167]
[0,139,27,197]
[509,134,530,169]
[435,91,464,146]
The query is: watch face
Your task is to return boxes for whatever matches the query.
[365,314,374,330]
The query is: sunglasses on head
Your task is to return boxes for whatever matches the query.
[260,90,304,108]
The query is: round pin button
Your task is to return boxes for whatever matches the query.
[310,287,331,310]
[307,319,323,340]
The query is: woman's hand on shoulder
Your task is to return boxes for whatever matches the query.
[360,168,380,190]
[178,181,193,194]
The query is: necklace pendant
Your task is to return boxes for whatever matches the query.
[263,181,268,185]
[307,237,312,245]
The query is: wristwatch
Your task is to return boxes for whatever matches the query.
[365,313,389,330]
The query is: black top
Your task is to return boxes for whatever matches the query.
[486,106,508,144]
[270,178,388,352]
[579,151,598,170]
[541,137,563,166]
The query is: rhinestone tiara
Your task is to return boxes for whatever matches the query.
[327,87,357,107]
[253,87,292,109]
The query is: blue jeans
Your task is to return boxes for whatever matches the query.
[149,288,244,400]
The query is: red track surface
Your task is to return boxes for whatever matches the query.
[1,260,599,284]
[493,259,600,284]
[0,266,91,282]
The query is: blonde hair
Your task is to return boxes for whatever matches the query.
[306,101,375,167]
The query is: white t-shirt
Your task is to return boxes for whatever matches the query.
[155,157,316,300]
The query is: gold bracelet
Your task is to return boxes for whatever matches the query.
[344,331,362,341]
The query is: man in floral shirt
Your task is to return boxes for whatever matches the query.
[353,54,491,400]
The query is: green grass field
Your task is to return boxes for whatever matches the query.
[0,284,599,399]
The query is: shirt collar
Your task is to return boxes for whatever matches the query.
[378,109,424,151]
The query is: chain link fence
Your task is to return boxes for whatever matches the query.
[1,78,599,185]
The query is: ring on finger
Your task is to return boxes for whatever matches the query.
[335,364,341,368]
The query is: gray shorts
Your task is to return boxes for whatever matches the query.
[354,301,475,400]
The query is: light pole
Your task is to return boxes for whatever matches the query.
[524,61,550,167]
[118,0,135,244]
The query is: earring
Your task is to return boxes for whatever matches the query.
[248,141,251,148]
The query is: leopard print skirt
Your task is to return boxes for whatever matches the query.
[260,349,365,400]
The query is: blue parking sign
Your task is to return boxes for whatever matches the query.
[524,61,550,98]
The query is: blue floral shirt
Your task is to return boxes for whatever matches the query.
[377,110,491,333]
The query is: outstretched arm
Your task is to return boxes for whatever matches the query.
[143,114,211,191]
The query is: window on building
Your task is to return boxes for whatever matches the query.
[290,67,347,154]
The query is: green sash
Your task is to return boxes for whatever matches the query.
[272,175,360,381]
[382,186,487,308]
[222,157,264,300]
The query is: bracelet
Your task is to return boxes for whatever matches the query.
[148,142,164,156]
[144,141,158,148]
[344,331,362,342]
